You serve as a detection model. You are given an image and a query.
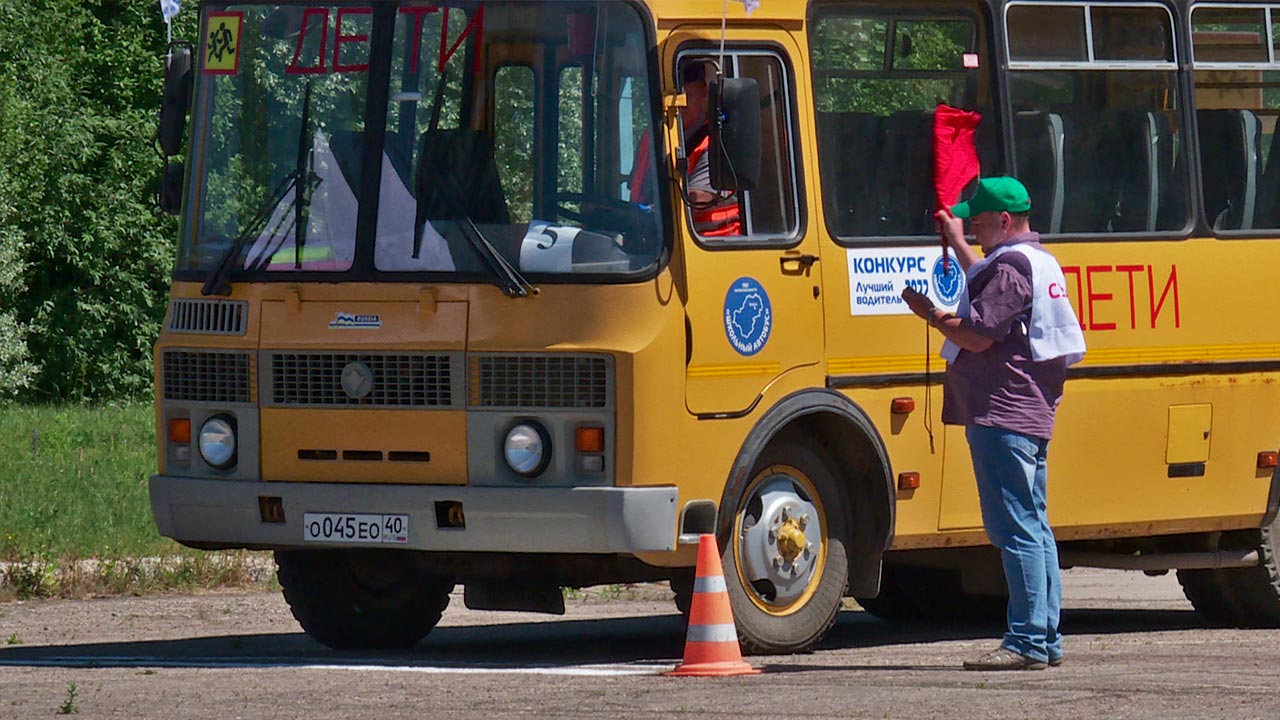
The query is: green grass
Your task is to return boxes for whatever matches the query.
[0,403,271,599]
[0,402,163,559]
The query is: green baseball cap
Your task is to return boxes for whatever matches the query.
[951,176,1032,218]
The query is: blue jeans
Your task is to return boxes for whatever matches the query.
[966,424,1062,664]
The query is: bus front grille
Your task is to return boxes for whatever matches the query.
[162,350,254,403]
[268,353,457,407]
[469,354,610,409]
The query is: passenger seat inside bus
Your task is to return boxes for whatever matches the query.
[817,107,995,237]
[413,128,513,268]
[1017,108,1173,235]
[1253,119,1280,228]
[1013,111,1065,234]
[415,128,510,226]
[817,111,881,236]
[1197,108,1261,231]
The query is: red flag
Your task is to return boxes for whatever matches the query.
[933,104,982,211]
[933,104,982,271]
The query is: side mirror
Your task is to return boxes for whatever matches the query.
[708,77,761,192]
[158,44,193,157]
[159,162,185,215]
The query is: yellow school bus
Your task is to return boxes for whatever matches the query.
[150,0,1280,653]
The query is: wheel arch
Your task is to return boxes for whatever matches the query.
[717,388,895,597]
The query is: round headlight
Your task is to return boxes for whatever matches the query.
[504,422,550,477]
[199,416,237,470]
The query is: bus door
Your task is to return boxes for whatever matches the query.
[663,36,824,416]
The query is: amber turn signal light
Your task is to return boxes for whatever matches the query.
[1259,451,1279,470]
[167,417,191,444]
[891,397,915,414]
[898,472,921,490]
[576,426,604,453]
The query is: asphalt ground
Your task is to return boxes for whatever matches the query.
[0,567,1277,719]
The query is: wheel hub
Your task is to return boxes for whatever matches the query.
[776,519,806,563]
[739,476,823,606]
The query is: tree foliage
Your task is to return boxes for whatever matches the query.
[811,16,971,114]
[0,1,195,401]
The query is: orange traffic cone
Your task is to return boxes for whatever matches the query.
[666,534,761,677]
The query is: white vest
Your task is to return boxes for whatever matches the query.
[941,242,1086,366]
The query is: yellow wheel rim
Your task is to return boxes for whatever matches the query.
[732,463,829,617]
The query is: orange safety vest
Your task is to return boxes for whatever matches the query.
[686,133,741,237]
[629,127,741,237]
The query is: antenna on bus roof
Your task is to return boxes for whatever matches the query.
[718,0,728,74]
[717,0,761,92]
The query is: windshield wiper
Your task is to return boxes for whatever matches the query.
[200,176,294,296]
[457,210,537,298]
[202,81,318,296]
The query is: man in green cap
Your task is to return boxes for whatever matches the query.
[902,176,1086,671]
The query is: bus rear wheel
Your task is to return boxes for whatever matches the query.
[1175,568,1241,625]
[275,548,453,650]
[1178,519,1280,627]
[723,438,849,655]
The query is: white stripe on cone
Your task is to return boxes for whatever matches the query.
[693,576,727,593]
[684,623,740,644]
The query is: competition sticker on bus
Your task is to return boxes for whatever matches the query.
[203,11,243,75]
[846,247,965,316]
[723,277,773,356]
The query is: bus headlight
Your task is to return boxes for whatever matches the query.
[504,422,550,477]
[198,415,237,470]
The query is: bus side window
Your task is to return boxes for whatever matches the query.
[809,9,988,241]
[1006,3,1188,236]
[1190,5,1280,233]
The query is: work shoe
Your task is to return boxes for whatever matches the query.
[1048,655,1065,667]
[963,647,1048,671]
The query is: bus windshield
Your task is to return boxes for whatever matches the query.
[180,1,663,284]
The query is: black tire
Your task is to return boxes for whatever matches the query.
[275,549,453,650]
[1176,568,1241,626]
[896,565,1007,624]
[858,557,1006,624]
[1220,520,1280,626]
[853,564,922,622]
[721,438,849,655]
[1192,517,1280,625]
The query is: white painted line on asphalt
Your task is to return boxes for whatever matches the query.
[343,663,669,676]
[0,656,672,677]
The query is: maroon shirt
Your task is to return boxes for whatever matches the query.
[941,233,1068,440]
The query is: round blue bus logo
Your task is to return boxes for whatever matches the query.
[931,255,965,305]
[723,277,773,356]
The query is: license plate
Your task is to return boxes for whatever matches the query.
[303,513,409,544]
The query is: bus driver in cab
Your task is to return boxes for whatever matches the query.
[629,60,742,237]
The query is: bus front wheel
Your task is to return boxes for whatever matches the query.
[275,548,453,650]
[723,438,849,655]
